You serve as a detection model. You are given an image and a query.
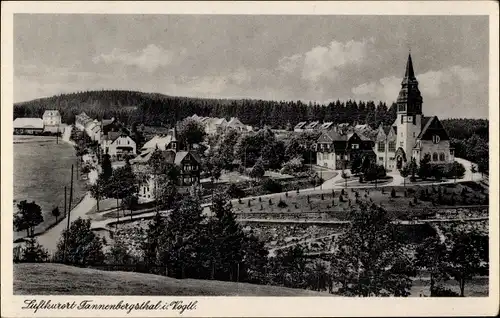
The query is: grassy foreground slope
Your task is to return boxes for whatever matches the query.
[14,263,325,296]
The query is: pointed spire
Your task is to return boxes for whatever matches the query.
[404,53,416,80]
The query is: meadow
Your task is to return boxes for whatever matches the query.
[13,136,87,240]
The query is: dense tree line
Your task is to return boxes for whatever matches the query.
[14,90,399,129]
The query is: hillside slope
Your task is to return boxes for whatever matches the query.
[13,263,326,296]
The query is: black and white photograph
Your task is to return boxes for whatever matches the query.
[2,1,499,317]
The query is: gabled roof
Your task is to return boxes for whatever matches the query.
[320,122,334,130]
[417,116,450,141]
[294,122,307,129]
[102,117,116,126]
[13,118,44,129]
[43,110,60,117]
[226,117,245,127]
[131,149,200,166]
[305,121,320,129]
[318,130,347,142]
[142,135,173,150]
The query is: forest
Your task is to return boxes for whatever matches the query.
[14,90,398,128]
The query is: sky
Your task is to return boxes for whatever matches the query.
[14,14,489,118]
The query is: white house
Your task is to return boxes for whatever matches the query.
[42,110,61,126]
[102,134,136,161]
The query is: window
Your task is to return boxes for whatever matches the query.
[378,142,385,152]
[407,116,413,122]
[432,153,438,161]
[413,132,416,137]
[379,157,384,161]
[389,157,395,161]
[388,141,396,152]
[351,144,359,149]
[432,135,440,144]
[400,141,404,147]
[439,153,445,161]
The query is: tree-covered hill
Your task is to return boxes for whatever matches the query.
[14,90,398,129]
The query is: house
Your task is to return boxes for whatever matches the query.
[316,130,375,170]
[75,112,92,131]
[101,132,136,161]
[390,53,454,170]
[42,110,62,133]
[42,110,61,126]
[132,132,201,200]
[206,117,228,135]
[13,118,44,135]
[225,117,249,132]
[294,122,307,132]
[141,129,178,152]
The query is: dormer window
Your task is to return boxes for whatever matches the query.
[432,135,440,144]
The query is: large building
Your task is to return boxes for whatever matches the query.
[42,110,61,126]
[316,130,375,170]
[13,118,44,135]
[379,53,454,171]
[317,53,454,172]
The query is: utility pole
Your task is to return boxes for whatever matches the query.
[63,165,74,264]
[64,186,67,218]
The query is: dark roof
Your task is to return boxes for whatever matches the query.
[382,125,392,135]
[417,116,450,141]
[404,53,416,80]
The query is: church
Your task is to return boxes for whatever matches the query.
[375,53,455,171]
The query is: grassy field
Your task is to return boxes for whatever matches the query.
[232,182,488,221]
[13,136,87,240]
[13,263,326,296]
[13,263,487,297]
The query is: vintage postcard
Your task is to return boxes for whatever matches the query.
[1,1,499,317]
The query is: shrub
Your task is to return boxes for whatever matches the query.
[20,238,48,263]
[262,178,282,194]
[277,199,288,208]
[391,188,396,198]
[226,184,245,199]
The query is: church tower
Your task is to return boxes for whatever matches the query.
[396,53,423,165]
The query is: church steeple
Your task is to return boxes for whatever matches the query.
[397,52,423,115]
[404,53,416,81]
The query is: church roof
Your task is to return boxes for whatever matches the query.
[404,53,416,80]
[417,116,450,140]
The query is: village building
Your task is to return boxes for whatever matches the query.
[13,118,44,135]
[75,112,92,131]
[390,53,454,170]
[42,110,62,133]
[101,132,137,161]
[374,124,398,171]
[131,129,201,200]
[316,130,375,169]
[225,117,252,132]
